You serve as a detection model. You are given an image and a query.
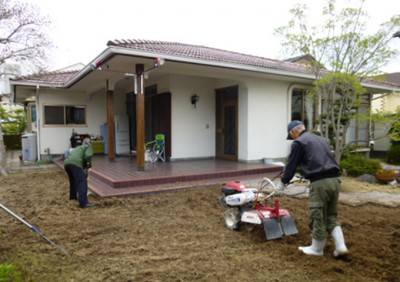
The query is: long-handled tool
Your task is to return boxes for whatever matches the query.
[0,203,69,256]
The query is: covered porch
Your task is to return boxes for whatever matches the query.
[56,156,283,198]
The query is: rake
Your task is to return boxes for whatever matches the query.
[0,203,69,256]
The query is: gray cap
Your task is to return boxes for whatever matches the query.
[287,120,303,140]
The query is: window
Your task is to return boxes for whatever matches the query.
[291,88,316,130]
[44,105,86,126]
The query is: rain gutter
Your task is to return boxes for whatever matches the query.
[35,85,41,161]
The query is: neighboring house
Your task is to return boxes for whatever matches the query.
[371,72,400,154]
[9,39,400,163]
[284,54,316,65]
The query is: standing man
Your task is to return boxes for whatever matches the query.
[276,120,348,257]
[64,138,97,209]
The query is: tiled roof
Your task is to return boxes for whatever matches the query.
[284,54,316,63]
[386,72,400,84]
[11,39,399,89]
[107,39,310,74]
[12,70,78,86]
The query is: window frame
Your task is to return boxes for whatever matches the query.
[291,88,317,130]
[43,104,87,127]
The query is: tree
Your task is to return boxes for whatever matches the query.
[0,0,52,174]
[0,0,52,75]
[2,108,26,135]
[275,0,400,162]
[312,72,367,160]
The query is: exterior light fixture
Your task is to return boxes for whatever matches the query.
[154,57,165,67]
[144,57,166,74]
[89,61,104,70]
[191,94,199,108]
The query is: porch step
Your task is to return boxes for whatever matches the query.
[87,166,283,198]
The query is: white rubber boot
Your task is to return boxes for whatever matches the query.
[331,226,348,257]
[298,238,326,256]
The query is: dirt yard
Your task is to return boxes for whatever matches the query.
[0,170,399,281]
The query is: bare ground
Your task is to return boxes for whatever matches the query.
[0,170,399,281]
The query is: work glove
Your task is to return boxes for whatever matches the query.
[274,182,287,196]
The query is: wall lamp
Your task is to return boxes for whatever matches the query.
[191,94,199,108]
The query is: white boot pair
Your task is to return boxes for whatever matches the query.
[298,226,348,257]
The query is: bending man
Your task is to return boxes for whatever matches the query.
[64,138,97,209]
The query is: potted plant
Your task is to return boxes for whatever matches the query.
[375,168,396,182]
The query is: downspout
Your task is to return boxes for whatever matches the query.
[35,85,41,161]
[13,85,17,103]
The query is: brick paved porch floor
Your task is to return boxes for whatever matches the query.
[56,155,283,198]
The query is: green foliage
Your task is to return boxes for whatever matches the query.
[372,106,400,146]
[0,263,23,282]
[388,116,400,145]
[1,108,26,135]
[275,0,400,163]
[312,72,368,161]
[275,0,400,77]
[0,107,8,121]
[340,155,381,176]
[387,144,400,165]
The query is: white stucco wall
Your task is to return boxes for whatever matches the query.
[373,121,392,151]
[33,73,297,162]
[113,88,129,115]
[37,89,106,155]
[242,78,292,162]
[166,74,293,162]
[169,75,216,159]
[371,92,400,151]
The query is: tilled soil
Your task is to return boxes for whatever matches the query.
[0,171,399,281]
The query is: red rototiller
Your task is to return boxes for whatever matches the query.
[219,175,303,240]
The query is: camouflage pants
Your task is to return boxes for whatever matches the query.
[308,177,341,240]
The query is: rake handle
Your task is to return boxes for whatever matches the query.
[0,203,69,256]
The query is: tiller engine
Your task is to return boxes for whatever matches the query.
[219,178,298,240]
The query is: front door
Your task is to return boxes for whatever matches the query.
[216,86,238,160]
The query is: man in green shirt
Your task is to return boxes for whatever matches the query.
[64,138,97,208]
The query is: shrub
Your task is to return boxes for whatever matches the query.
[387,144,400,165]
[0,263,23,282]
[340,155,381,177]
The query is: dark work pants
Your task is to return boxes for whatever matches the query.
[65,165,88,207]
[308,177,340,240]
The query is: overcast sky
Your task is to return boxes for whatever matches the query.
[33,0,400,73]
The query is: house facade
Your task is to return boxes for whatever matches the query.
[371,72,400,153]
[10,40,400,163]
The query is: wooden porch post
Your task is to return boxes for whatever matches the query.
[106,80,115,160]
[136,64,145,170]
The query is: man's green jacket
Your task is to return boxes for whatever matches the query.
[64,144,93,169]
